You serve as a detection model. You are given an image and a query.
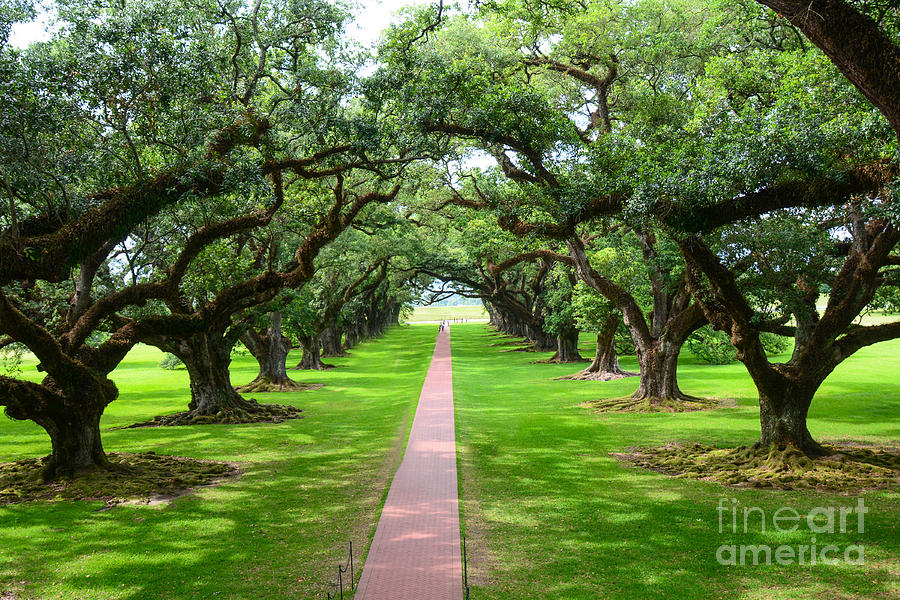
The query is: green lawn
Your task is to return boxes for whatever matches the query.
[0,326,436,600]
[451,323,899,600]
[406,305,487,322]
[2,324,898,599]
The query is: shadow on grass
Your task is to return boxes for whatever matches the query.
[0,326,439,599]
[451,323,900,600]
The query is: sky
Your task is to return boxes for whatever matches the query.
[351,0,433,46]
[7,11,49,48]
[8,0,433,49]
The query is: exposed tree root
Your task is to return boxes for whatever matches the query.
[125,399,303,427]
[581,395,722,413]
[38,453,129,483]
[321,351,349,358]
[292,362,336,370]
[533,356,590,364]
[555,369,639,381]
[0,452,238,505]
[235,377,322,394]
[613,443,900,492]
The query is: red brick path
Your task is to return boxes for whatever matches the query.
[354,327,463,599]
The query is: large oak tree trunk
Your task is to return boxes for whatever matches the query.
[496,311,523,337]
[486,304,500,328]
[36,397,111,479]
[182,333,248,415]
[389,302,401,325]
[249,335,292,383]
[529,326,556,351]
[295,335,330,370]
[493,311,507,333]
[320,324,346,357]
[367,307,383,337]
[563,315,638,380]
[632,340,691,403]
[344,324,359,350]
[739,349,831,456]
[238,312,303,392]
[550,328,583,362]
[757,381,825,455]
[5,371,120,479]
[680,227,900,456]
[496,313,509,334]
[588,328,624,377]
[566,235,707,406]
[139,329,303,425]
[503,314,518,336]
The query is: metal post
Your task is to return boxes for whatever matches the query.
[350,541,355,589]
[463,534,469,599]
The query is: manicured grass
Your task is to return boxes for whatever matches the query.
[452,324,899,600]
[407,305,487,322]
[0,326,436,600]
[3,324,897,599]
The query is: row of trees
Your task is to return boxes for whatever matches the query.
[375,0,899,456]
[1,0,898,483]
[0,0,442,477]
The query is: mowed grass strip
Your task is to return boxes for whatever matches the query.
[407,305,487,322]
[0,325,436,600]
[452,323,899,600]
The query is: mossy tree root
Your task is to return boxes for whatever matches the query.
[581,395,719,413]
[234,376,318,394]
[127,398,303,427]
[1,452,237,505]
[555,369,639,381]
[616,443,900,491]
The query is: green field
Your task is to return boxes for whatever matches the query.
[406,305,487,322]
[0,327,435,600]
[451,324,899,600]
[1,324,898,599]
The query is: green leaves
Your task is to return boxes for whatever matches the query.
[0,0,34,47]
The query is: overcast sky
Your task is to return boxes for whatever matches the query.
[9,0,433,48]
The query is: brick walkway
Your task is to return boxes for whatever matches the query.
[354,327,463,600]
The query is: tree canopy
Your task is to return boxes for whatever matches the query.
[1,0,898,479]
